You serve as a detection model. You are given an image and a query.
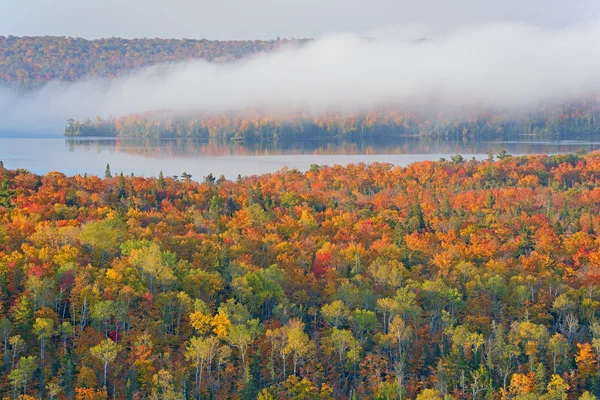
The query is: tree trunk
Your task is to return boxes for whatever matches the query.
[199,360,204,396]
[293,355,298,376]
[104,362,108,387]
[195,365,199,399]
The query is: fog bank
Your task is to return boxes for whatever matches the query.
[1,21,600,130]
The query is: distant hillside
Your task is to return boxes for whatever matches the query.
[0,36,309,88]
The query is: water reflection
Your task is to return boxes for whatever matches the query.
[64,136,600,158]
[2,135,600,179]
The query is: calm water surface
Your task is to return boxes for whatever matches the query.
[1,133,600,179]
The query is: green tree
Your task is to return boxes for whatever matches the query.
[10,355,37,396]
[58,321,74,355]
[350,309,377,344]
[548,333,568,374]
[104,163,112,178]
[80,218,129,267]
[0,318,12,366]
[157,170,166,189]
[13,295,33,333]
[91,300,114,337]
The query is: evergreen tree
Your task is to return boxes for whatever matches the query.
[105,163,112,179]
[157,170,166,190]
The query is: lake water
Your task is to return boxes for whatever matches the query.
[1,134,600,179]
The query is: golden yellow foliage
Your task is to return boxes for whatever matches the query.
[211,312,232,339]
[509,372,535,396]
[189,311,213,335]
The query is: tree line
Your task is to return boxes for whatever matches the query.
[65,102,600,141]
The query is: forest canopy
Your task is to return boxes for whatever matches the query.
[0,36,307,88]
[1,153,600,398]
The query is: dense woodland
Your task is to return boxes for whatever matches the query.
[2,153,600,398]
[0,36,306,88]
[64,101,600,141]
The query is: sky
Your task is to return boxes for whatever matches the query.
[1,0,598,40]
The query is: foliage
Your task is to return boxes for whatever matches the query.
[0,153,600,397]
[0,36,307,88]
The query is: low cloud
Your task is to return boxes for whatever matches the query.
[1,20,600,131]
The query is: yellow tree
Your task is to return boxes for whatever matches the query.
[211,313,231,339]
[548,333,568,374]
[185,336,219,398]
[47,381,62,400]
[189,311,212,335]
[227,324,253,382]
[150,369,183,400]
[546,374,569,400]
[509,372,535,397]
[321,300,350,328]
[33,317,54,365]
[329,328,361,370]
[90,338,119,388]
[266,325,288,380]
[9,335,25,369]
[415,388,443,400]
[576,342,597,380]
[389,316,413,362]
[283,319,313,376]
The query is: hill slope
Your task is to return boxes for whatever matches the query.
[0,36,307,88]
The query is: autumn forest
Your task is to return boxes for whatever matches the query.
[2,26,600,400]
[0,36,306,88]
[0,153,600,399]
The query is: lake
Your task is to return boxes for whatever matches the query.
[1,134,600,179]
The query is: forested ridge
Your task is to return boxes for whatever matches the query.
[0,36,306,88]
[2,153,600,398]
